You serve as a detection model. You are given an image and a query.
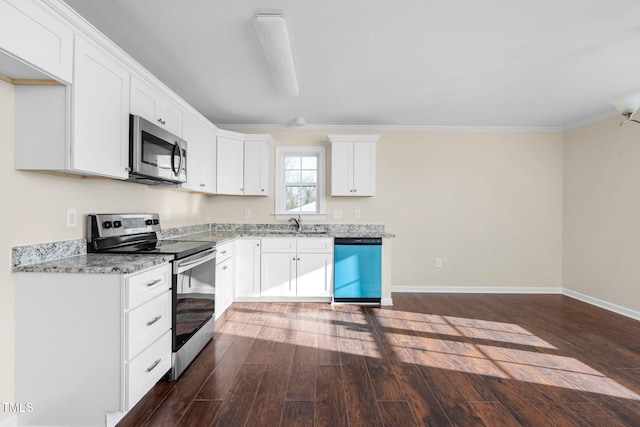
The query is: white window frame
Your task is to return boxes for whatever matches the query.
[274,146,327,221]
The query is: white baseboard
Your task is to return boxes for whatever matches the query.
[0,415,17,427]
[562,288,640,321]
[391,285,562,294]
[381,297,393,306]
[390,285,640,322]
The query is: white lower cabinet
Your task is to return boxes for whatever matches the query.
[296,253,333,297]
[215,242,235,317]
[261,251,297,297]
[14,263,172,427]
[235,238,261,298]
[260,237,333,299]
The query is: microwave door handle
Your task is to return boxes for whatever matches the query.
[171,141,183,176]
[174,140,184,177]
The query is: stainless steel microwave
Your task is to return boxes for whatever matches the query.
[128,115,187,184]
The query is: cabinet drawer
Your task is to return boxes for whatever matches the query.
[126,264,171,310]
[261,237,296,253]
[126,290,171,360]
[216,242,234,263]
[297,237,334,253]
[126,330,171,410]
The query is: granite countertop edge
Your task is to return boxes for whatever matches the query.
[12,229,394,274]
[12,254,174,275]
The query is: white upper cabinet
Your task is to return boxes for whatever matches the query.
[72,35,130,179]
[243,134,273,196]
[216,130,245,195]
[130,75,182,136]
[327,134,379,196]
[15,34,130,180]
[181,113,217,193]
[0,0,73,83]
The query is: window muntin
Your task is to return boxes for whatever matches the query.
[275,146,326,219]
[285,155,318,212]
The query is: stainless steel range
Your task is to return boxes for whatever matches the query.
[87,213,216,380]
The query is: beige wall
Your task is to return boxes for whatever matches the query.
[227,129,565,288]
[563,117,640,312]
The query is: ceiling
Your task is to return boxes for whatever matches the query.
[62,0,640,130]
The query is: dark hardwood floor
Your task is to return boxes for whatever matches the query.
[118,293,640,426]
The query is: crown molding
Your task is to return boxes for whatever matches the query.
[562,111,619,131]
[217,123,565,133]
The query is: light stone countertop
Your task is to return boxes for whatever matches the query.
[12,253,173,274]
[12,223,394,274]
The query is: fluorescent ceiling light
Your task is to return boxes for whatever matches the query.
[254,13,299,96]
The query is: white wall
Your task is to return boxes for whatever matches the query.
[563,117,640,312]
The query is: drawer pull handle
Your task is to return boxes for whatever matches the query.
[146,358,162,373]
[146,315,162,326]
[221,250,227,254]
[146,279,162,287]
[222,265,228,270]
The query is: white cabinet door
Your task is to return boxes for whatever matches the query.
[215,256,234,317]
[296,253,333,297]
[260,252,296,297]
[243,135,273,196]
[236,239,261,298]
[181,114,216,193]
[330,141,353,196]
[353,141,376,196]
[216,133,244,195]
[72,36,130,179]
[198,132,216,192]
[130,75,182,136]
[0,0,73,83]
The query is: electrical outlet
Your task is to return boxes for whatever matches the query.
[164,209,171,221]
[435,257,442,268]
[66,208,77,227]
[333,209,343,219]
[245,208,252,218]
[354,209,361,219]
[196,208,201,219]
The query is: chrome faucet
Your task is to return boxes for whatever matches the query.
[288,215,301,232]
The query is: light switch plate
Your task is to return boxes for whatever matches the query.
[333,209,343,219]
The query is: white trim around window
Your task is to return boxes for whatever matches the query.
[274,146,327,221]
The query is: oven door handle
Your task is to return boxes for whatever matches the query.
[175,248,216,273]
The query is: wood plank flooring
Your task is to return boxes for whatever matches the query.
[118,294,640,426]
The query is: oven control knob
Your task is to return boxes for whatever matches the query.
[145,219,153,226]
[153,219,159,225]
[113,220,122,228]
[103,221,113,229]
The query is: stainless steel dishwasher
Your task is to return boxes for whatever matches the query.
[333,237,382,305]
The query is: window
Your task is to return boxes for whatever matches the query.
[275,146,326,220]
